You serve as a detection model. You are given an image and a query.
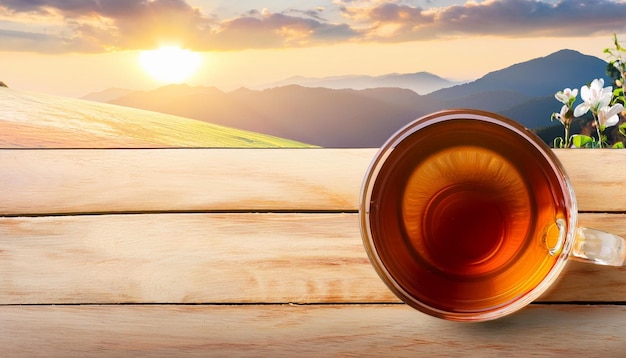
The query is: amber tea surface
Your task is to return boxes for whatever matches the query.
[365,118,571,317]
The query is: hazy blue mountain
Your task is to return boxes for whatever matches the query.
[437,90,534,113]
[500,96,561,128]
[258,71,462,94]
[419,49,611,142]
[429,49,610,99]
[101,49,612,147]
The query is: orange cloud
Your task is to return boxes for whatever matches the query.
[0,0,625,53]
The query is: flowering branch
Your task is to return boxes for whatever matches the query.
[573,78,623,148]
[551,88,577,148]
[551,36,626,148]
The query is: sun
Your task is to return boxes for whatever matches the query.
[139,46,202,84]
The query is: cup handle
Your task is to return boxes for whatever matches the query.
[571,227,626,266]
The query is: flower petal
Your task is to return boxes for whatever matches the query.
[579,84,591,102]
[607,103,625,118]
[591,78,605,90]
[598,104,624,127]
[604,114,619,127]
[554,105,569,124]
[555,92,568,103]
[598,92,613,109]
[574,102,590,117]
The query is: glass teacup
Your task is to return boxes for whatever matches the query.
[360,109,626,322]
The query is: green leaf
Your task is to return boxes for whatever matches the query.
[571,135,594,148]
[613,142,625,149]
[613,88,624,104]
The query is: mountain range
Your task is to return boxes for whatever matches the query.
[84,49,612,148]
[254,71,463,94]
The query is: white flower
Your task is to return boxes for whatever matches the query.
[555,88,578,105]
[597,103,624,128]
[554,104,573,125]
[574,78,614,117]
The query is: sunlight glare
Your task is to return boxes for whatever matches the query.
[139,46,202,84]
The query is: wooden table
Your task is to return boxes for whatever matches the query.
[1,148,625,356]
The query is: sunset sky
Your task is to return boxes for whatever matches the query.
[1,0,626,97]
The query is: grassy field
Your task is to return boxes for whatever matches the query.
[0,88,314,148]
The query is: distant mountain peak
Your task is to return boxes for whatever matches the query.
[430,48,609,99]
[81,87,135,102]
[256,71,461,94]
[546,48,586,57]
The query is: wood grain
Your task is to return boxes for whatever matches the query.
[0,149,369,215]
[0,213,394,304]
[1,149,625,216]
[1,304,625,357]
[1,213,624,304]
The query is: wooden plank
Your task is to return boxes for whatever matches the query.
[553,149,626,212]
[0,213,394,304]
[1,149,626,215]
[0,149,370,215]
[1,213,624,304]
[1,304,625,357]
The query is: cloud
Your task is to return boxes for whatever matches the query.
[0,28,101,53]
[0,0,357,52]
[340,0,626,41]
[0,0,212,52]
[285,7,328,22]
[0,0,625,53]
[209,11,357,49]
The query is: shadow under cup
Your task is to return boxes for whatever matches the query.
[360,110,576,322]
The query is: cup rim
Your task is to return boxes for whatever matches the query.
[359,109,578,322]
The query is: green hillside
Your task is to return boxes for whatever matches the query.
[0,88,313,148]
